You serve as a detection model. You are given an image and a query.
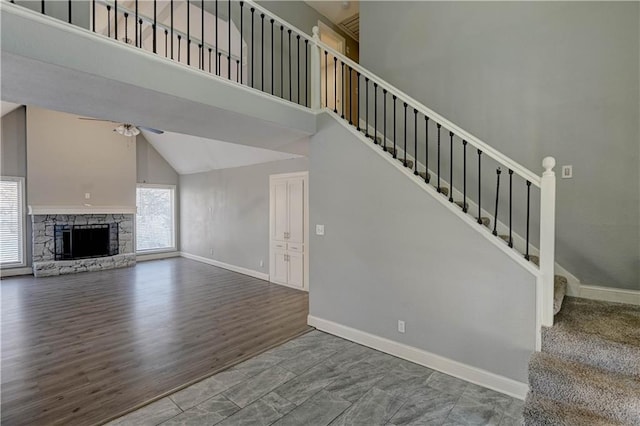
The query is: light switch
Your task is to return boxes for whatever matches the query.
[562,165,573,179]
[85,192,91,199]
[316,224,325,236]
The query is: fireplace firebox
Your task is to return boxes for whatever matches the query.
[54,224,119,260]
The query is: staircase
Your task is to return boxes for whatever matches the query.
[524,297,640,425]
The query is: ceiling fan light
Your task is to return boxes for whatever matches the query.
[114,124,140,137]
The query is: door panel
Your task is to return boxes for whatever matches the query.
[288,251,304,289]
[271,249,288,284]
[272,180,288,241]
[288,178,304,244]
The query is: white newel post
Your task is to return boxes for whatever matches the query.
[310,26,321,110]
[539,157,556,327]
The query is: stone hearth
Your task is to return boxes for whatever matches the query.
[32,214,135,277]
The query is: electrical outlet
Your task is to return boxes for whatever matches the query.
[562,165,573,179]
[316,224,325,236]
[260,260,264,267]
[398,320,405,333]
[85,192,91,199]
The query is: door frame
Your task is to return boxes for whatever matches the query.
[269,171,309,292]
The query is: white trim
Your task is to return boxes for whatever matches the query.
[135,184,177,253]
[136,251,180,262]
[579,285,640,305]
[180,252,270,281]
[0,266,33,277]
[308,315,529,400]
[28,205,137,215]
[1,176,26,267]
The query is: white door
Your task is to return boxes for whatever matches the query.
[272,180,288,241]
[288,178,304,244]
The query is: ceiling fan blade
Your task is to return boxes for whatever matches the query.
[78,117,119,123]
[138,126,164,134]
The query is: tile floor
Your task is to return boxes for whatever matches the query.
[107,331,524,426]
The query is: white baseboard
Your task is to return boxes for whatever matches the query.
[0,266,33,277]
[180,252,269,281]
[308,315,529,400]
[579,285,640,305]
[137,251,181,262]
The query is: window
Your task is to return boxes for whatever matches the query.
[136,185,176,252]
[0,177,25,266]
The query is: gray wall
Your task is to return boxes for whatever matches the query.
[359,2,640,290]
[1,106,32,267]
[13,0,90,29]
[180,157,308,274]
[310,113,537,382]
[137,134,181,251]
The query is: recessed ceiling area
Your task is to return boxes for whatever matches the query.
[141,130,304,175]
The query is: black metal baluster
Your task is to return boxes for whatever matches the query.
[333,56,337,113]
[209,48,212,72]
[341,62,346,119]
[198,44,202,69]
[139,19,143,48]
[135,0,139,46]
[280,26,283,97]
[228,0,231,79]
[365,78,369,136]
[164,29,168,57]
[324,51,328,107]
[153,0,157,53]
[239,2,243,83]
[305,40,308,107]
[125,13,129,43]
[270,19,274,94]
[170,0,173,59]
[177,34,181,61]
[348,67,352,124]
[525,181,531,260]
[114,1,118,40]
[393,96,397,158]
[383,89,387,151]
[261,14,265,88]
[437,124,442,192]
[41,0,44,14]
[412,109,418,174]
[508,170,513,247]
[68,0,72,23]
[218,52,222,74]
[201,0,204,68]
[250,8,254,85]
[288,30,292,101]
[187,0,191,65]
[449,132,454,202]
[236,59,240,81]
[374,84,378,144]
[107,5,111,38]
[93,0,96,32]
[297,35,301,104]
[216,1,220,74]
[356,73,361,131]
[462,140,467,212]
[424,117,429,183]
[477,150,483,224]
[403,103,408,167]
[493,168,501,235]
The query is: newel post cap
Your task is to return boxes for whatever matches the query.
[312,26,320,40]
[542,156,556,176]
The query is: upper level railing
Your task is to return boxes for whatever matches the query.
[4,0,557,327]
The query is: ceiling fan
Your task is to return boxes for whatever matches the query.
[78,117,164,137]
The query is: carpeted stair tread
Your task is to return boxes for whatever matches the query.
[455,200,469,210]
[542,297,640,378]
[528,352,640,424]
[523,393,624,426]
[528,255,539,266]
[418,171,430,181]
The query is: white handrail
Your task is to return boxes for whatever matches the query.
[314,38,541,187]
[243,0,315,45]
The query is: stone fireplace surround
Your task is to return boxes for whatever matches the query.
[31,209,136,277]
